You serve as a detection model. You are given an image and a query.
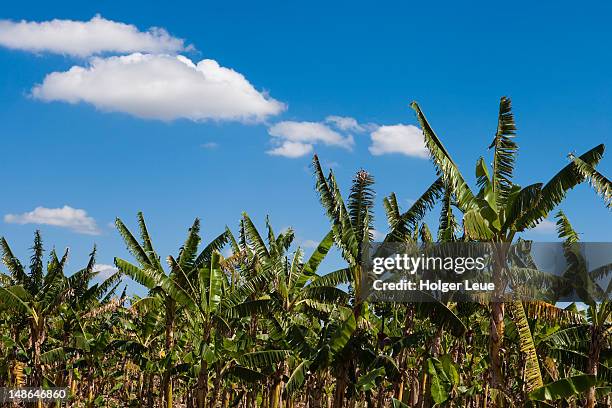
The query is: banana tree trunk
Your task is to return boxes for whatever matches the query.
[489,245,507,390]
[196,361,208,408]
[30,319,45,408]
[272,380,282,408]
[586,326,601,408]
[147,373,154,408]
[332,370,347,408]
[163,298,176,408]
[209,365,222,408]
[30,320,44,387]
[489,301,504,389]
[87,365,95,408]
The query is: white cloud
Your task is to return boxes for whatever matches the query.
[267,121,353,158]
[93,263,119,279]
[369,124,429,158]
[267,141,313,158]
[4,205,100,235]
[269,121,354,148]
[0,15,186,57]
[325,115,365,132]
[31,53,285,122]
[531,218,557,234]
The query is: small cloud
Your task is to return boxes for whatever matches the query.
[93,263,119,279]
[267,121,353,159]
[4,205,100,235]
[201,142,218,149]
[325,115,365,132]
[0,15,187,57]
[32,53,285,123]
[267,141,314,158]
[369,124,429,158]
[531,218,557,234]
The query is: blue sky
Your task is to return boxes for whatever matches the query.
[1,1,611,295]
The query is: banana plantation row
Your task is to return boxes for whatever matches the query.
[1,99,611,407]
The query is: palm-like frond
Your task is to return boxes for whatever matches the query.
[205,252,223,313]
[177,218,201,272]
[307,268,351,288]
[43,248,67,293]
[296,230,334,287]
[224,365,266,383]
[476,157,492,190]
[384,177,444,242]
[489,97,518,208]
[225,299,276,319]
[438,188,458,241]
[137,212,160,264]
[130,296,163,315]
[116,217,153,268]
[285,360,310,396]
[193,227,231,271]
[570,154,612,208]
[502,183,543,232]
[327,314,356,355]
[0,272,11,286]
[242,213,270,262]
[539,325,590,350]
[509,301,543,392]
[555,211,579,244]
[93,270,124,301]
[328,172,360,264]
[313,156,359,266]
[410,102,476,212]
[529,375,596,402]
[114,258,159,290]
[29,230,44,292]
[1,237,27,286]
[0,285,33,315]
[419,223,433,243]
[348,169,375,243]
[303,286,349,304]
[160,274,196,311]
[382,193,401,230]
[523,301,585,324]
[239,350,291,368]
[40,347,66,365]
[516,144,605,229]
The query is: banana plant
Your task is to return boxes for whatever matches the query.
[0,232,120,407]
[113,212,229,408]
[314,157,470,407]
[238,213,351,408]
[410,96,607,391]
[551,211,612,408]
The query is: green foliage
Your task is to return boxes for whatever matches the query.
[0,97,609,407]
[529,375,597,401]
